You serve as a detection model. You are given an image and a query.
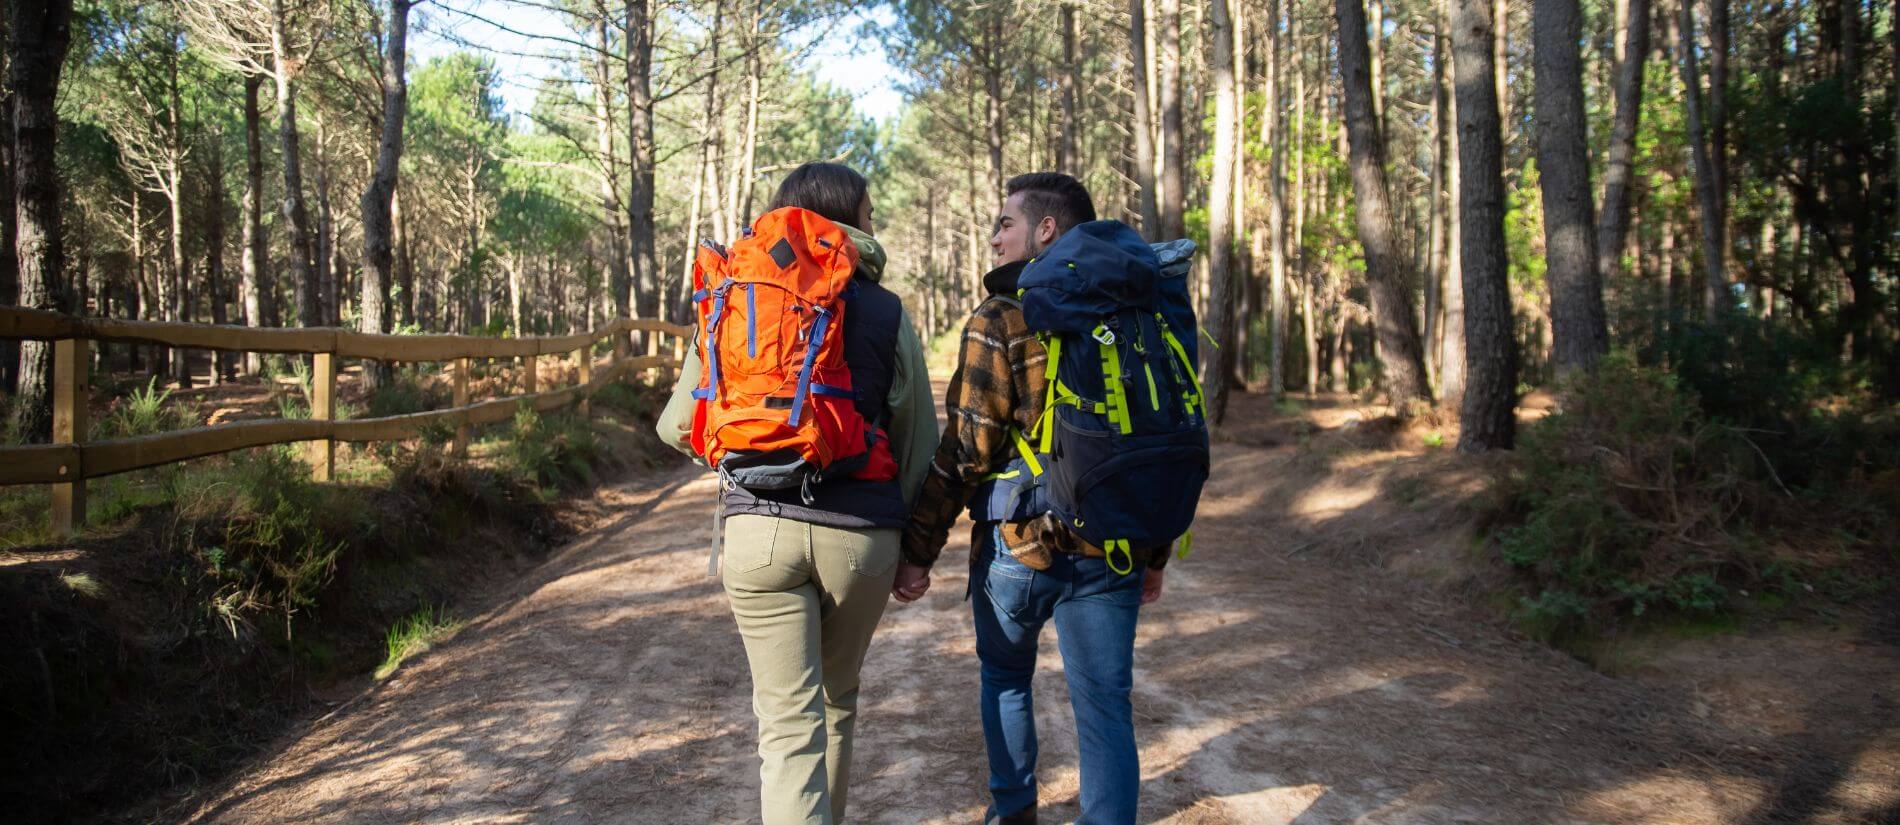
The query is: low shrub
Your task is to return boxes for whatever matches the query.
[93,377,196,439]
[1489,353,1895,642]
[504,406,599,493]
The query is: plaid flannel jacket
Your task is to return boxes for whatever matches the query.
[901,262,1169,572]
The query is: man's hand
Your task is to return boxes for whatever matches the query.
[1140,568,1165,605]
[892,562,932,603]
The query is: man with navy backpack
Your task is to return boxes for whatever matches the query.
[897,172,1209,825]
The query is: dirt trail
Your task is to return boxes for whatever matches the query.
[181,391,1900,824]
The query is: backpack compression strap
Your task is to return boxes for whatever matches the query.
[692,279,737,402]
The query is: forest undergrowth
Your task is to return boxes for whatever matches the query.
[0,368,676,822]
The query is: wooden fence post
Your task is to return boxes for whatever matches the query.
[575,343,592,418]
[452,357,470,456]
[523,354,538,395]
[51,338,89,536]
[307,351,336,481]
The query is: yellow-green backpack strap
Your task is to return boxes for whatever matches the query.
[1096,325,1133,434]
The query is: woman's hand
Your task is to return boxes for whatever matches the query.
[892,562,931,603]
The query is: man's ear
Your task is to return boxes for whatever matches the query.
[1038,216,1060,246]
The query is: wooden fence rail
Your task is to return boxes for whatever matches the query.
[0,307,692,536]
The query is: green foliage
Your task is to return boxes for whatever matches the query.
[504,406,599,493]
[1490,354,1897,642]
[93,377,195,439]
[364,370,444,419]
[169,449,351,641]
[375,605,462,680]
[591,379,652,419]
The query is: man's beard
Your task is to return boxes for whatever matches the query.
[1023,233,1046,260]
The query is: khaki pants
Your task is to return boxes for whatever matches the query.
[722,514,899,825]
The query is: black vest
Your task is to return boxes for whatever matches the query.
[720,276,910,529]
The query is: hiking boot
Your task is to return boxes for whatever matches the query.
[984,805,1036,825]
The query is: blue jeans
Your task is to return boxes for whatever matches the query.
[972,523,1144,824]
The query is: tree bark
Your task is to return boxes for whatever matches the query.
[241,73,269,375]
[1157,0,1187,238]
[1426,24,1448,386]
[1059,0,1079,173]
[270,0,318,328]
[982,17,1006,209]
[729,0,763,227]
[1129,0,1162,233]
[1267,0,1289,399]
[207,124,229,384]
[1535,0,1609,374]
[0,21,16,395]
[1335,0,1433,407]
[1675,0,1727,320]
[1452,0,1518,450]
[624,0,659,323]
[590,9,631,325]
[359,0,410,390]
[7,0,75,443]
[1204,0,1240,425]
[314,116,335,327]
[1596,0,1649,280]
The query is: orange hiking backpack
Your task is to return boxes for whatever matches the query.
[689,207,896,500]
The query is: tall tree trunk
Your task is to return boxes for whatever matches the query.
[166,42,191,386]
[395,187,413,326]
[729,0,763,225]
[982,18,1006,208]
[270,0,317,328]
[1494,0,1510,137]
[1204,0,1240,425]
[591,10,631,324]
[1438,0,1469,409]
[314,116,336,327]
[1596,0,1649,280]
[625,0,660,324]
[1267,0,1289,399]
[1335,0,1433,407]
[0,24,16,395]
[168,164,190,384]
[1453,0,1519,449]
[359,0,410,391]
[207,127,228,384]
[1370,0,1387,129]
[1157,0,1187,238]
[1059,0,1079,172]
[7,0,74,443]
[1675,0,1726,320]
[1535,0,1609,374]
[1129,0,1162,233]
[241,73,269,375]
[1426,24,1448,386]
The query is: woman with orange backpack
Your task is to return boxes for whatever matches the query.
[655,162,937,825]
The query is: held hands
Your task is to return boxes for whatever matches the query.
[892,562,931,603]
[1140,568,1165,605]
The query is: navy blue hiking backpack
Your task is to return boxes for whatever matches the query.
[1010,221,1210,575]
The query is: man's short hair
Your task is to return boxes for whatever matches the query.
[1006,172,1096,233]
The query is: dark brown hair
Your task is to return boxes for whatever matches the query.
[769,162,869,229]
[1006,172,1096,233]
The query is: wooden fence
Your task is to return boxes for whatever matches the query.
[0,306,692,536]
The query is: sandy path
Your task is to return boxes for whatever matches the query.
[182,396,1900,824]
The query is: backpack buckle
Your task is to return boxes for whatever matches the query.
[1091,324,1116,346]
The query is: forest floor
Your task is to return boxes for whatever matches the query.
[168,384,1900,825]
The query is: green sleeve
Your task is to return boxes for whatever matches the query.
[886,308,939,506]
[654,343,702,458]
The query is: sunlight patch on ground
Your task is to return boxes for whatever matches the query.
[1288,482,1381,519]
[1198,783,1329,824]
